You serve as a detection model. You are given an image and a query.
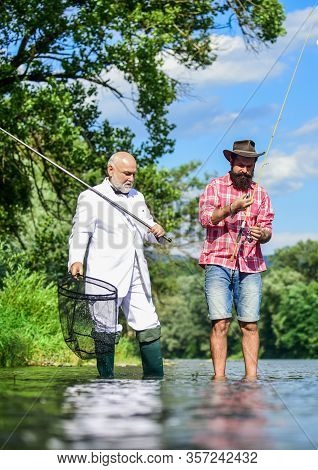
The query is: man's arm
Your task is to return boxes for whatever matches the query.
[199,182,219,227]
[136,193,166,243]
[211,194,254,225]
[68,191,96,272]
[249,192,274,244]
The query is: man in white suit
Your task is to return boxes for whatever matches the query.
[69,151,165,379]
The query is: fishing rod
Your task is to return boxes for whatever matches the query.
[230,14,315,262]
[0,126,172,243]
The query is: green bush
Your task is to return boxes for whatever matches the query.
[0,256,141,367]
[115,334,140,365]
[0,266,75,366]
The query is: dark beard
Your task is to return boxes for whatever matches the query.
[229,170,253,191]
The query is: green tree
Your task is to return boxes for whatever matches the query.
[269,240,318,283]
[0,0,286,244]
[160,271,210,358]
[272,280,318,358]
[148,256,244,359]
[261,241,318,358]
[260,267,305,357]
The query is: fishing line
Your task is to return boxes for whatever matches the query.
[230,7,317,262]
[193,3,318,178]
[0,368,61,450]
[256,14,316,185]
[266,377,318,449]
[171,4,318,266]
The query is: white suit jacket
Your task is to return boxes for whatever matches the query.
[68,178,160,298]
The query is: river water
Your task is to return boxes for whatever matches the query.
[0,359,317,450]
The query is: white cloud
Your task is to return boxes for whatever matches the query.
[80,6,318,150]
[292,116,318,136]
[96,67,140,124]
[283,6,318,42]
[163,35,285,86]
[256,145,318,192]
[162,7,318,88]
[209,111,240,126]
[263,231,318,255]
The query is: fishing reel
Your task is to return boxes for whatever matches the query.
[246,228,254,243]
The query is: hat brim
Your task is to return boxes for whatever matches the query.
[223,149,265,161]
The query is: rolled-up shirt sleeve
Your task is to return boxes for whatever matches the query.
[257,191,274,235]
[68,191,96,269]
[199,181,221,228]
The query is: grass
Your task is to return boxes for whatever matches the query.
[0,267,141,368]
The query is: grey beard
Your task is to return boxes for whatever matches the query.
[109,179,132,194]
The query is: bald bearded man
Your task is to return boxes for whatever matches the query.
[68,152,165,379]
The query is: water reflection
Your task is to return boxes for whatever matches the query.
[0,360,317,450]
[61,379,163,449]
[189,380,274,449]
[160,361,276,449]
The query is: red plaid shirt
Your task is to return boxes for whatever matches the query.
[199,173,274,272]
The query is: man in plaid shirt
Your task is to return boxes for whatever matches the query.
[199,140,274,379]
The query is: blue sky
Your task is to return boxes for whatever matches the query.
[100,1,318,256]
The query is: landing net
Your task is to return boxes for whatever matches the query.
[58,275,118,359]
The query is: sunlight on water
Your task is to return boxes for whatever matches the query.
[62,380,162,449]
[0,359,317,450]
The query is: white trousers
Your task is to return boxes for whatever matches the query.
[93,257,160,333]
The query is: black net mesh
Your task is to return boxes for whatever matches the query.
[58,274,118,359]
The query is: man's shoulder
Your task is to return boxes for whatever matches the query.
[254,182,270,197]
[129,188,141,197]
[128,188,146,201]
[77,179,109,201]
[206,173,229,187]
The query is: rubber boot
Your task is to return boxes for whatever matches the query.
[92,331,116,379]
[96,352,114,379]
[139,338,164,379]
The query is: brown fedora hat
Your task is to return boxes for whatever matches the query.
[223,140,265,161]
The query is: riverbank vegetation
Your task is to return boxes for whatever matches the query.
[0,1,294,367]
[1,240,318,367]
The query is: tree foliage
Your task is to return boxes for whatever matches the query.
[0,0,285,244]
[261,240,318,358]
[2,239,318,365]
[268,240,318,283]
[0,1,290,365]
[272,281,318,358]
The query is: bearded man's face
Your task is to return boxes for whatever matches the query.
[229,155,256,191]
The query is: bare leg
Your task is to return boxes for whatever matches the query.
[210,319,231,378]
[239,321,259,378]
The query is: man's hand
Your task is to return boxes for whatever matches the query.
[211,193,254,225]
[249,224,271,244]
[70,262,84,277]
[231,193,254,213]
[148,223,165,238]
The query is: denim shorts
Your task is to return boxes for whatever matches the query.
[204,264,262,322]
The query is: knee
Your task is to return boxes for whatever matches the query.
[136,325,161,344]
[211,319,231,336]
[239,321,258,335]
